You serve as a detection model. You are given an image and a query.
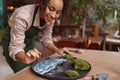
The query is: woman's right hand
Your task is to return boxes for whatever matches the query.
[16,48,41,64]
[25,48,41,64]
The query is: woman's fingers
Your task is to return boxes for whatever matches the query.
[34,48,40,53]
[56,48,73,56]
[26,52,31,57]
[25,52,36,64]
[34,48,41,60]
[56,49,64,56]
[27,49,41,60]
[63,48,72,55]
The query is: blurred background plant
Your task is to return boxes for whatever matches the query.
[94,0,120,33]
[62,0,120,37]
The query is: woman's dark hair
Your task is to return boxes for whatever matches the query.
[39,0,48,5]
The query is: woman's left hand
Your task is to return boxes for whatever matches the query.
[55,48,72,56]
[55,48,64,56]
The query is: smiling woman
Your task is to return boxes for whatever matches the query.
[2,0,70,73]
[40,0,69,23]
[40,0,63,23]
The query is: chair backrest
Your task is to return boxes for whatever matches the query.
[86,24,99,37]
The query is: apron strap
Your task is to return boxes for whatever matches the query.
[31,5,40,26]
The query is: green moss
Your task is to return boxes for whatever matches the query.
[65,70,79,77]
[64,54,74,60]
[74,58,90,70]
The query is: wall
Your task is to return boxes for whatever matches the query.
[0,0,4,28]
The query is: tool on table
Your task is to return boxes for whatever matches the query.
[84,73,109,80]
[63,48,84,54]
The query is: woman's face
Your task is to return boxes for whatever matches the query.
[42,0,63,23]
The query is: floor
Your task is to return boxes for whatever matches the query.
[0,45,13,80]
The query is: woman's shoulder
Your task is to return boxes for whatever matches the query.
[19,4,37,9]
[15,4,37,14]
[9,4,38,29]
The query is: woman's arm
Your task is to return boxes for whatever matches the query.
[46,42,64,56]
[8,5,36,61]
[16,48,41,64]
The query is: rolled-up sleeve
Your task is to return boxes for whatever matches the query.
[38,21,55,47]
[8,7,33,61]
[9,17,27,61]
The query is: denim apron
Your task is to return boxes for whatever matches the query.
[2,5,41,73]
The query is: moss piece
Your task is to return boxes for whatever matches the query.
[65,70,79,77]
[74,58,90,70]
[64,54,74,60]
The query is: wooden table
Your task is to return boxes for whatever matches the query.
[6,48,120,80]
[57,38,84,48]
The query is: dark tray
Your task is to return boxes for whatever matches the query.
[31,56,91,80]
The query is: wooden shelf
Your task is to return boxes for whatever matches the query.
[57,37,103,50]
